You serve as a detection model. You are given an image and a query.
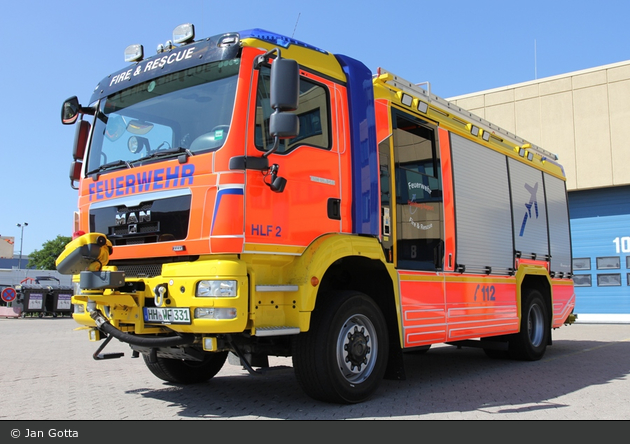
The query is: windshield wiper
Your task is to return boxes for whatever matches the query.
[133,147,194,165]
[87,159,132,179]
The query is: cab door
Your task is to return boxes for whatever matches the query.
[390,110,447,348]
[243,64,344,254]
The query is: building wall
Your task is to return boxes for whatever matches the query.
[449,60,630,192]
[569,186,630,316]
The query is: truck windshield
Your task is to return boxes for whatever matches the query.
[86,58,240,175]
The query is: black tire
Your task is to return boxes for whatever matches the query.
[292,291,389,404]
[143,351,228,384]
[509,289,550,361]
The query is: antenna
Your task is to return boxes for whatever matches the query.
[292,13,301,38]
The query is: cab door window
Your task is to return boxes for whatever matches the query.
[254,65,330,153]
[393,112,444,271]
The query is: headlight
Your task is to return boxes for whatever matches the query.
[196,280,237,297]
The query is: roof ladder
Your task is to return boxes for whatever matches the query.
[375,68,558,161]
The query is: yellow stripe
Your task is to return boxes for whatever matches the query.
[241,37,346,83]
[243,243,305,255]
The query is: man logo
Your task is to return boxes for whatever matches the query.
[116,210,151,226]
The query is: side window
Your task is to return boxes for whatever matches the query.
[573,258,591,270]
[255,65,330,154]
[393,112,444,271]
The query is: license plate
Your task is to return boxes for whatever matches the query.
[143,307,191,324]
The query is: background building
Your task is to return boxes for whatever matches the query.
[449,60,630,322]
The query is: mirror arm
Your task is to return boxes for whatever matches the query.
[259,49,281,158]
[254,47,281,69]
[263,136,280,158]
[80,105,96,116]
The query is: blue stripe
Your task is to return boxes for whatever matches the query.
[211,188,243,234]
[334,54,379,236]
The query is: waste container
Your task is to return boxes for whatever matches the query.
[36,277,73,317]
[48,287,74,317]
[15,283,48,317]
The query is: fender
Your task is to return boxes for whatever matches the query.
[287,234,397,314]
[514,263,552,321]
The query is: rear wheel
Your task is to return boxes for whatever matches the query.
[293,291,389,404]
[509,289,549,361]
[143,351,228,384]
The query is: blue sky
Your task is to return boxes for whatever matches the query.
[1,0,629,255]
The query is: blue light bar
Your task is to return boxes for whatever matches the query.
[239,29,328,54]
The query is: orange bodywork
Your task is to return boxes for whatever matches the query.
[69,36,575,349]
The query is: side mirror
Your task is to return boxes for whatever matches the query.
[269,112,299,139]
[69,160,82,190]
[73,120,91,161]
[270,58,299,111]
[264,56,300,159]
[62,96,81,125]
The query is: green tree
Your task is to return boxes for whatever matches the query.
[28,235,72,270]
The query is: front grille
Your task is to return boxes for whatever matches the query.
[110,223,160,236]
[90,194,191,245]
[117,263,163,278]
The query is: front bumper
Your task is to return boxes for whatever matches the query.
[71,256,249,336]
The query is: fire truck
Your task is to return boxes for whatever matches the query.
[57,23,576,404]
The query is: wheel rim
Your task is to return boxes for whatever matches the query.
[527,303,544,347]
[336,314,378,384]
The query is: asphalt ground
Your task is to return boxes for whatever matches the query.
[0,316,629,425]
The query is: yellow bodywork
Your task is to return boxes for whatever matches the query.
[66,233,395,338]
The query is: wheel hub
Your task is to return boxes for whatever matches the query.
[344,326,370,371]
[336,313,379,384]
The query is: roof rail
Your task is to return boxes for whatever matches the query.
[375,68,558,161]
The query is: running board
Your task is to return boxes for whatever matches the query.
[255,326,301,337]
[255,285,299,292]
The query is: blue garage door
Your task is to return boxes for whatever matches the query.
[569,186,630,315]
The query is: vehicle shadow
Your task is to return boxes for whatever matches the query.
[126,335,630,419]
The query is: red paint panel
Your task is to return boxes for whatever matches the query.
[551,281,576,327]
[438,128,456,272]
[210,237,244,252]
[211,191,244,236]
[399,273,446,347]
[445,276,519,340]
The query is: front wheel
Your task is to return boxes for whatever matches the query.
[143,351,228,384]
[293,291,389,404]
[509,289,550,361]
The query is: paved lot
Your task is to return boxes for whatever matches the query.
[0,317,629,420]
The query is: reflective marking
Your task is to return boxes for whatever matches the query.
[310,176,336,186]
